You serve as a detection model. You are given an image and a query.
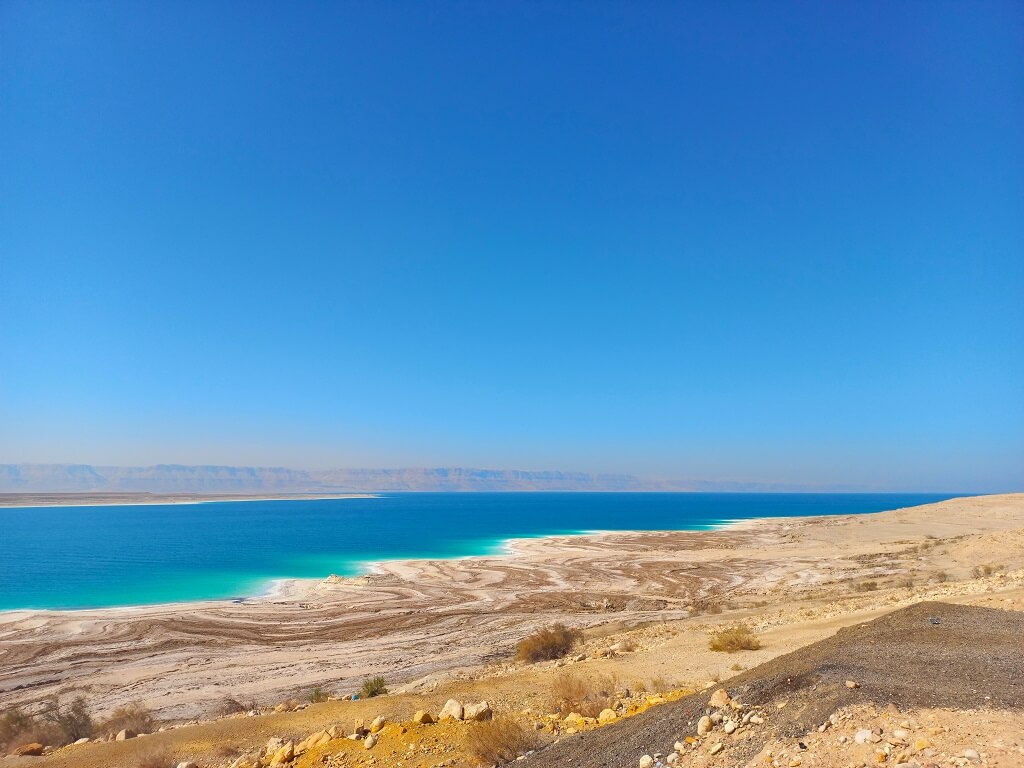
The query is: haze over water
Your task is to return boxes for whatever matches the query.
[0,492,957,610]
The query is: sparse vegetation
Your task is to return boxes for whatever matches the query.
[0,696,96,753]
[516,623,582,663]
[729,662,745,672]
[466,717,541,765]
[708,624,762,653]
[972,564,1005,578]
[360,676,388,698]
[855,580,879,592]
[309,687,329,703]
[0,707,52,753]
[98,702,157,737]
[550,673,616,718]
[934,571,949,583]
[215,697,258,717]
[649,675,672,693]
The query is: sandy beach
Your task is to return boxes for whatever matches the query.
[2,493,1022,730]
[0,492,376,508]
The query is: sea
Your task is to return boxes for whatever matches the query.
[0,492,958,610]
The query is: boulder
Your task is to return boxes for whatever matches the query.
[709,688,730,708]
[563,712,586,729]
[264,738,285,758]
[327,725,344,739]
[270,741,294,765]
[438,699,464,721]
[598,708,617,724]
[709,742,724,755]
[464,701,493,721]
[115,729,137,741]
[413,710,434,724]
[73,738,91,745]
[176,763,199,768]
[13,743,44,757]
[296,730,330,753]
[370,715,387,733]
[364,733,378,750]
[697,715,713,736]
[639,756,654,768]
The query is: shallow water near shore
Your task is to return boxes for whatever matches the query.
[0,492,957,610]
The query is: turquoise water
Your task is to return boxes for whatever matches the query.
[0,492,957,610]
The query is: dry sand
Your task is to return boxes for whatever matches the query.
[0,492,374,508]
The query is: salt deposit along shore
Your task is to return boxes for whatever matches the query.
[0,492,376,508]
[1,492,1022,731]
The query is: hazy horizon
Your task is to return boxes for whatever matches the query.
[0,462,1015,495]
[2,2,1022,492]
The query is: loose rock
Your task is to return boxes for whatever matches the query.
[439,699,464,721]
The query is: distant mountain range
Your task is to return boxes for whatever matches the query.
[0,464,889,494]
[0,463,690,493]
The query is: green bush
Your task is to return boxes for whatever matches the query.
[360,676,388,698]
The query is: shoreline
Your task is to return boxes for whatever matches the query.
[0,515,810,615]
[0,499,963,614]
[0,492,379,509]
[0,493,1021,721]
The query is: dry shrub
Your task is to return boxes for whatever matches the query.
[933,571,949,583]
[550,673,616,718]
[135,747,173,768]
[1,696,95,751]
[972,564,1003,578]
[708,624,762,653]
[99,702,156,736]
[516,623,581,663]
[215,697,258,717]
[309,687,329,703]
[360,676,388,698]
[466,717,540,765]
[649,676,673,693]
[854,581,878,592]
[0,708,63,753]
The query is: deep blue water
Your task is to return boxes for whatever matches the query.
[0,492,957,610]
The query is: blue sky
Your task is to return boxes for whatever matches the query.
[1,1,1021,491]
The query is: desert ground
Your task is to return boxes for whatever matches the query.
[1,493,1023,767]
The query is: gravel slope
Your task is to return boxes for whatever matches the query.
[522,601,1024,767]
